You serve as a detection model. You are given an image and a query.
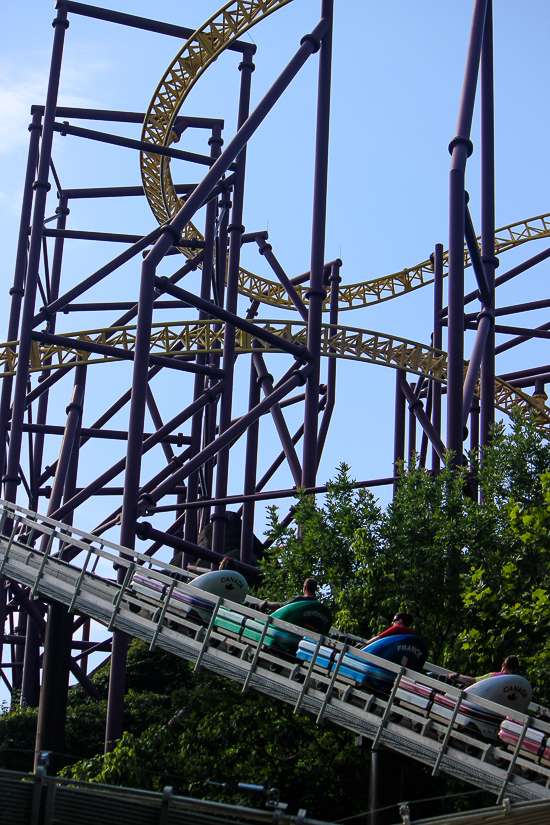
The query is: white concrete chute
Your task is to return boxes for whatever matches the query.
[1,499,550,803]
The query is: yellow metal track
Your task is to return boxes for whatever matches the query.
[138,2,550,314]
[140,0,294,260]
[3,320,548,429]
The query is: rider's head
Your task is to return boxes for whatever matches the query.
[303,578,317,597]
[502,655,519,674]
[393,612,414,628]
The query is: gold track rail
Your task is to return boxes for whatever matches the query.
[2,320,547,429]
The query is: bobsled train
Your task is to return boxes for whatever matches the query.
[129,566,550,770]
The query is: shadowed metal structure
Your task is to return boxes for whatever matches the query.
[1,0,550,797]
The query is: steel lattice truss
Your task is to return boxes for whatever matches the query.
[1,0,550,797]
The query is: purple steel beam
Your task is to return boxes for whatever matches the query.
[464,323,550,340]
[154,277,311,362]
[150,475,398,513]
[3,4,69,506]
[0,111,42,478]
[302,0,333,488]
[63,183,195,199]
[256,238,309,321]
[8,581,101,700]
[62,301,189,312]
[21,604,43,708]
[508,375,550,390]
[447,0,488,465]
[499,364,550,382]
[145,368,311,506]
[49,381,224,524]
[211,47,255,557]
[33,226,165,327]
[184,125,223,552]
[59,0,255,53]
[30,329,222,377]
[464,201,492,305]
[0,110,44,682]
[240,356,261,565]
[480,0,496,450]
[35,366,86,767]
[146,388,175,465]
[400,376,446,461]
[253,351,302,485]
[419,382,434,469]
[52,121,225,169]
[15,422,190,445]
[408,383,417,467]
[32,104,224,129]
[432,244,444,472]
[317,261,341,465]
[135,522,260,579]
[462,312,492,428]
[394,370,406,473]
[42,226,205,246]
[31,194,70,507]
[440,245,550,317]
[465,298,550,320]
[495,320,550,355]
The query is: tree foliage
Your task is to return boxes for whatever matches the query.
[2,411,550,819]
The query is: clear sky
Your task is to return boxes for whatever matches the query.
[0,1,549,542]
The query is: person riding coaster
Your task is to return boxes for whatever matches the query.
[215,578,333,655]
[396,656,533,740]
[297,611,428,693]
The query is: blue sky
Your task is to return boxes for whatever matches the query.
[0,0,549,537]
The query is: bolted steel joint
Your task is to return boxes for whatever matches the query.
[448,135,474,157]
[300,33,321,53]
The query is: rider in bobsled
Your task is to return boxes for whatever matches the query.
[445,655,519,686]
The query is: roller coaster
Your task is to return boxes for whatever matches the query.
[2,0,550,812]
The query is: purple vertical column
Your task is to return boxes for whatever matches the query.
[34,364,85,772]
[302,0,333,488]
[394,369,406,476]
[432,244,444,472]
[447,0,488,467]
[480,0,497,450]
[316,260,341,464]
[0,109,42,690]
[184,124,223,552]
[0,110,42,478]
[408,384,417,468]
[211,48,255,556]
[104,230,174,751]
[31,194,70,507]
[3,4,70,505]
[240,354,261,565]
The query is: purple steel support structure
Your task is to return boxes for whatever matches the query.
[446,0,487,466]
[211,47,255,557]
[35,364,86,770]
[252,352,302,486]
[184,124,223,552]
[104,218,186,749]
[302,0,333,488]
[480,0,497,450]
[103,19,328,746]
[317,260,341,465]
[3,4,69,506]
[432,244,444,473]
[408,384,417,468]
[240,353,262,565]
[0,109,42,478]
[31,194,70,511]
[394,370,406,474]
[0,108,42,690]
